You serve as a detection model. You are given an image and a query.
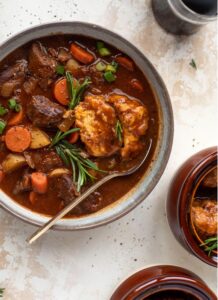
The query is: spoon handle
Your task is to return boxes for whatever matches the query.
[27,172,117,244]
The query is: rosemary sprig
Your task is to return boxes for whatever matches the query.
[200,236,217,257]
[55,140,106,192]
[115,120,123,143]
[0,288,4,298]
[189,58,197,70]
[66,71,91,109]
[51,128,80,147]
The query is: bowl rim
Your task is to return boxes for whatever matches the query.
[0,21,174,230]
[110,264,217,299]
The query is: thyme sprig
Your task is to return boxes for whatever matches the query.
[200,236,217,257]
[55,140,106,192]
[66,71,91,109]
[115,120,123,143]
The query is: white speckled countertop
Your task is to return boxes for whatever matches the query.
[0,1,217,299]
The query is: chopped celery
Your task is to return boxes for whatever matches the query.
[0,120,6,134]
[104,71,116,83]
[96,41,111,57]
[105,64,116,73]
[96,41,104,50]
[99,47,111,57]
[0,105,8,116]
[96,61,106,71]
[56,64,65,75]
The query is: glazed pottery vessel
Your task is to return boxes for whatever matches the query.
[0,22,173,230]
[111,265,217,299]
[167,146,217,267]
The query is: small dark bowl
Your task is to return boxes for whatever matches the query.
[111,265,216,299]
[167,146,217,267]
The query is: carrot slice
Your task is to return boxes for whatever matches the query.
[29,191,37,204]
[130,79,144,92]
[54,78,69,105]
[0,170,4,183]
[115,56,134,71]
[5,126,31,152]
[68,131,79,144]
[70,43,94,64]
[8,109,24,126]
[31,172,48,194]
[54,77,78,106]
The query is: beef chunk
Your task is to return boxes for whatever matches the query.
[28,42,57,79]
[13,170,32,195]
[24,150,63,173]
[75,95,120,157]
[49,174,77,205]
[27,95,65,128]
[48,47,58,58]
[23,76,38,94]
[0,59,28,97]
[81,191,102,213]
[57,48,72,63]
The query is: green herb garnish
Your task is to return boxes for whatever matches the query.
[104,71,116,83]
[54,140,106,192]
[96,41,104,50]
[190,59,197,70]
[51,127,80,147]
[115,120,123,143]
[8,98,17,109]
[66,71,91,109]
[56,64,65,75]
[0,105,8,116]
[0,120,6,134]
[106,60,118,73]
[8,98,21,112]
[96,41,111,57]
[0,288,4,298]
[95,61,106,72]
[200,236,217,257]
[105,62,118,73]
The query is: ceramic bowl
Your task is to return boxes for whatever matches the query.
[111,265,216,299]
[167,146,217,267]
[0,22,173,230]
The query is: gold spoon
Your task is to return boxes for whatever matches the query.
[27,140,152,244]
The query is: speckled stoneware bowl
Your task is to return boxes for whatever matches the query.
[0,22,173,230]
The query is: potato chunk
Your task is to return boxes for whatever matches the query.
[30,127,51,149]
[2,154,26,173]
[49,168,71,177]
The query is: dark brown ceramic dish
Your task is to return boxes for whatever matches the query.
[111,265,216,299]
[167,146,217,267]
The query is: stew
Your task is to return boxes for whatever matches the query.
[0,35,159,217]
[190,165,217,256]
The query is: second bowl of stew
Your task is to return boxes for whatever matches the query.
[167,147,217,267]
[0,22,173,230]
